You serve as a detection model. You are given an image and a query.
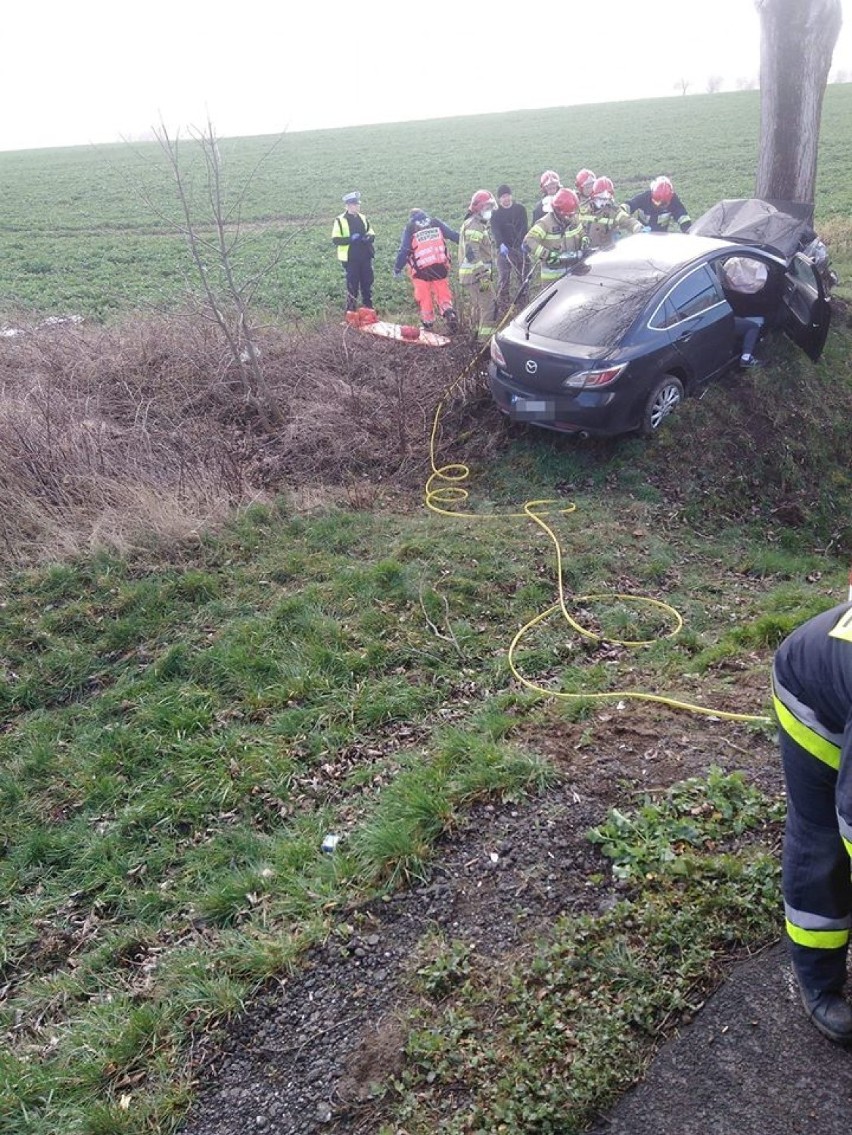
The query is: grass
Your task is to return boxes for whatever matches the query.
[0,496,845,1132]
[383,770,785,1134]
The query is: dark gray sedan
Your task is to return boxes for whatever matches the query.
[488,205,830,438]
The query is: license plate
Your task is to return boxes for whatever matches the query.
[511,398,548,413]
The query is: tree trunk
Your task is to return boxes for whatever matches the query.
[755,0,842,210]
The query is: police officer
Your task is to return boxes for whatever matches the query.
[523,187,587,287]
[625,176,691,233]
[331,191,376,315]
[772,600,852,1043]
[459,190,498,336]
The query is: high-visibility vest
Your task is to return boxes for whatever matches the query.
[331,212,375,262]
[410,225,450,273]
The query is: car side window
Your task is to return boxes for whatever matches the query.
[651,266,723,329]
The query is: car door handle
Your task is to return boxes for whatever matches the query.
[676,332,693,343]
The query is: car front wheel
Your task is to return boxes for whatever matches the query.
[641,375,684,435]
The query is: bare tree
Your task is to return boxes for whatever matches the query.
[831,67,851,83]
[706,74,723,93]
[735,76,758,90]
[755,0,843,205]
[674,77,691,96]
[153,120,287,428]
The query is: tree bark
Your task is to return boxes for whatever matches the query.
[755,0,842,209]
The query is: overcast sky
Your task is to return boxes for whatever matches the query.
[2,0,850,152]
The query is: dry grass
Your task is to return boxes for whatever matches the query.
[0,312,491,570]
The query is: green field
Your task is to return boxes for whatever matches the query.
[0,85,850,319]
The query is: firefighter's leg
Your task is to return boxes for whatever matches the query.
[782,729,851,992]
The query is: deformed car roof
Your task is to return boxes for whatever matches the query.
[689,198,814,259]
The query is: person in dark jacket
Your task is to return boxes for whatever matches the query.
[393,209,459,331]
[772,600,852,1043]
[490,184,530,314]
[625,176,691,232]
[331,191,376,314]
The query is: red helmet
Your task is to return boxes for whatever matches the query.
[650,176,674,206]
[592,176,615,202]
[469,189,496,214]
[551,187,580,219]
[575,168,596,196]
[539,169,561,191]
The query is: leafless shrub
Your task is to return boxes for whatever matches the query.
[0,313,494,570]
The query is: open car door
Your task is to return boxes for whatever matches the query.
[783,253,831,362]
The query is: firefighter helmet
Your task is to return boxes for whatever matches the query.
[469,189,496,214]
[539,170,561,192]
[575,168,596,196]
[592,176,615,202]
[551,188,580,219]
[650,176,674,206]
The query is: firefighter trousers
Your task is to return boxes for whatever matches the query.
[781,728,852,992]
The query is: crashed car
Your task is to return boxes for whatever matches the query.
[488,199,831,437]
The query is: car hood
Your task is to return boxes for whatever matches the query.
[689,198,813,259]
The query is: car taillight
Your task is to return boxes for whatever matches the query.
[490,337,507,368]
[563,364,626,389]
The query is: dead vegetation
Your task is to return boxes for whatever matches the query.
[0,313,493,570]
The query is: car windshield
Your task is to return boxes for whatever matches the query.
[528,276,650,348]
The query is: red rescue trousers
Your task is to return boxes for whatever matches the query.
[412,275,454,323]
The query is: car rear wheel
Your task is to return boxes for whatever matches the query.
[641,375,684,435]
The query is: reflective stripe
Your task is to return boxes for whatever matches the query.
[829,607,852,642]
[786,918,850,950]
[772,671,843,769]
[785,902,852,932]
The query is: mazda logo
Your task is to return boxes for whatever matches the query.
[525,359,538,375]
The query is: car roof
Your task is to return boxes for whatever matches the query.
[581,232,740,278]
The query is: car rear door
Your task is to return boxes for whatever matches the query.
[652,264,736,381]
[782,253,831,361]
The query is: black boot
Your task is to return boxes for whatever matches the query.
[798,983,852,1044]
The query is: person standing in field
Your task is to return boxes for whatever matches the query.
[331,191,376,315]
[490,184,530,314]
[625,176,691,232]
[459,190,498,336]
[772,600,852,1044]
[393,208,460,332]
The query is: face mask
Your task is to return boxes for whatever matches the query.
[481,209,493,221]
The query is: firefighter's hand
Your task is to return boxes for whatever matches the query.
[546,252,562,267]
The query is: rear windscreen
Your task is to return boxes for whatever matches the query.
[528,278,650,348]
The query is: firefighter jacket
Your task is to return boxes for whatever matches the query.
[581,201,643,248]
[394,217,459,281]
[625,189,691,232]
[332,211,376,262]
[773,601,852,849]
[459,215,493,284]
[523,213,586,280]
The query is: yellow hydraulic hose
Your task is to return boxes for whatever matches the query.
[424,331,772,726]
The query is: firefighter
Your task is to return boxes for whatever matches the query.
[532,170,562,224]
[459,190,498,336]
[575,168,597,210]
[393,209,460,332]
[582,176,643,249]
[772,600,852,1044]
[523,187,588,287]
[625,176,691,232]
[331,191,376,314]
